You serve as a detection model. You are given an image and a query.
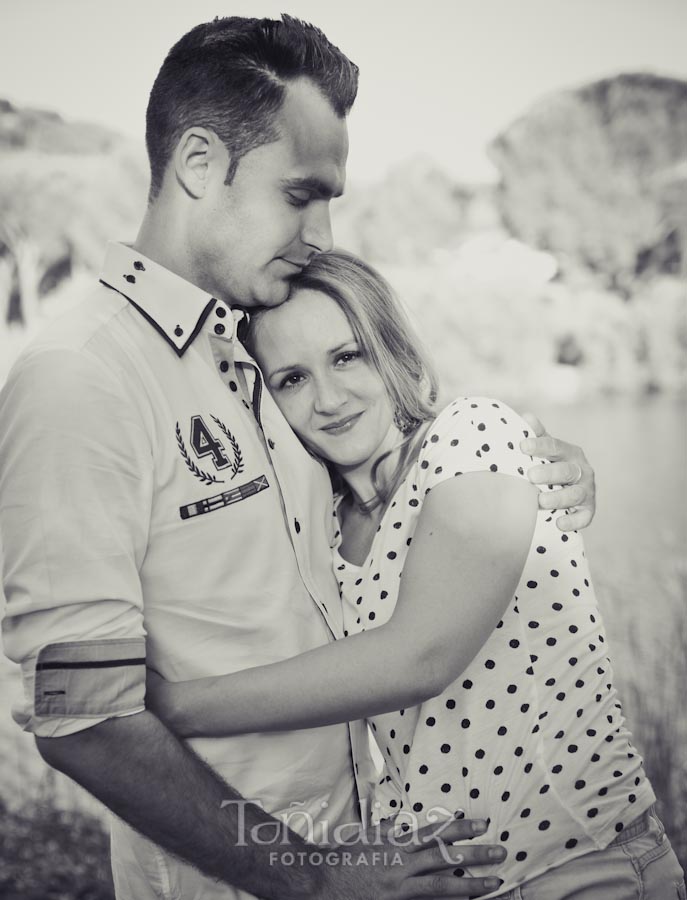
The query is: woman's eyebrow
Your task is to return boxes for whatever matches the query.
[268,342,356,378]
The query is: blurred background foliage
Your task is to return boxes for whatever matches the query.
[1,73,686,400]
[0,71,685,897]
[333,72,687,405]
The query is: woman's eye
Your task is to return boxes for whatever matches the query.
[278,372,305,390]
[335,351,361,366]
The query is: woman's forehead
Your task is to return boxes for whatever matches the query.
[254,288,355,363]
[267,288,352,337]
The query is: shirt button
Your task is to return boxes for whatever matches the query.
[219,361,229,373]
[229,380,238,392]
[215,306,227,318]
[214,323,226,335]
[174,325,183,337]
[268,438,275,450]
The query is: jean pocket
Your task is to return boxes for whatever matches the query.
[635,839,685,900]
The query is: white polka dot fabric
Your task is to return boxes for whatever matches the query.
[335,398,655,893]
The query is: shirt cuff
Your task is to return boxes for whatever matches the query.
[16,637,146,736]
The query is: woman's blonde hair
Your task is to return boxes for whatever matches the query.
[245,249,439,505]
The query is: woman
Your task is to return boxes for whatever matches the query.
[148,251,684,898]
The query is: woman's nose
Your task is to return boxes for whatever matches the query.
[313,376,347,414]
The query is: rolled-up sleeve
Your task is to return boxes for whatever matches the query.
[0,346,152,737]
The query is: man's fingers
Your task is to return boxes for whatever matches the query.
[558,507,593,532]
[452,843,507,867]
[406,839,505,874]
[403,874,504,898]
[528,460,583,487]
[520,411,545,438]
[521,433,568,460]
[405,817,487,853]
[522,432,596,529]
[537,484,586,510]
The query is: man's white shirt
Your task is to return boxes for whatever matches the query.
[0,243,375,898]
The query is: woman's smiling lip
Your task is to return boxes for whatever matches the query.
[320,411,364,434]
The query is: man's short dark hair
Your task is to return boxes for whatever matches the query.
[146,15,359,200]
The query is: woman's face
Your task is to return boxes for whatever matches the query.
[252,288,398,470]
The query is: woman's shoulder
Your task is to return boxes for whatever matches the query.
[426,396,533,443]
[417,396,536,483]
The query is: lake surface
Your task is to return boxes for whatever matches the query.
[0,395,685,811]
[534,396,686,607]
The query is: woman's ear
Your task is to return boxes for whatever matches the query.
[173,126,229,198]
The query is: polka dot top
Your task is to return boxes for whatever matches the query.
[335,397,654,895]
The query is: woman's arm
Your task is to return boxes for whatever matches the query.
[147,472,538,738]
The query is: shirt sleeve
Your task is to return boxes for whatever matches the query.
[0,345,153,737]
[418,396,548,494]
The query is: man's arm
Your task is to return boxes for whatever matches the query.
[37,711,505,900]
[36,710,326,899]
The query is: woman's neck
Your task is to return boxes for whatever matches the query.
[335,420,433,566]
[337,424,404,509]
[338,420,433,512]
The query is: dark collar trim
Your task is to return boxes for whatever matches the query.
[99,280,217,357]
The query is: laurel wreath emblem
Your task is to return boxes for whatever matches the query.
[211,415,244,479]
[176,423,224,485]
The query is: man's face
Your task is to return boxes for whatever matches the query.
[190,79,349,307]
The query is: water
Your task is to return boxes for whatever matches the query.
[533,396,686,607]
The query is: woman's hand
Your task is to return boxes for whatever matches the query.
[520,412,596,532]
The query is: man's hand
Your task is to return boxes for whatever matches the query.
[520,413,596,532]
[316,815,505,899]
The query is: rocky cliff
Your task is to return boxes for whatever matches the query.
[488,73,687,290]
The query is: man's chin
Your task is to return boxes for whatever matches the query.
[255,279,292,308]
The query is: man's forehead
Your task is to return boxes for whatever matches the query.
[275,79,349,188]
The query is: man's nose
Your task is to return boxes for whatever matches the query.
[301,203,333,254]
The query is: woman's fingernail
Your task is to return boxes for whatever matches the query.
[471,819,488,834]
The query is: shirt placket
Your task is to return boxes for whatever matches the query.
[237,355,374,810]
[233,343,339,631]
[206,305,253,410]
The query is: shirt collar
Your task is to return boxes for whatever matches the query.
[99,242,218,357]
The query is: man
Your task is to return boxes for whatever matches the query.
[0,16,593,900]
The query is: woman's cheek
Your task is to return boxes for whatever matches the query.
[277,391,310,440]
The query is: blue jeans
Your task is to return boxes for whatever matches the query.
[496,806,685,900]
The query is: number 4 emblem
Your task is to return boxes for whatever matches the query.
[190,415,231,469]
[176,415,244,485]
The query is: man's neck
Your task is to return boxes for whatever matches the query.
[133,203,197,287]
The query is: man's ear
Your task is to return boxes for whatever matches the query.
[173,127,229,198]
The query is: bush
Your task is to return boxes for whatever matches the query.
[0,798,114,900]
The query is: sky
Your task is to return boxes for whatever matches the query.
[1,0,686,184]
